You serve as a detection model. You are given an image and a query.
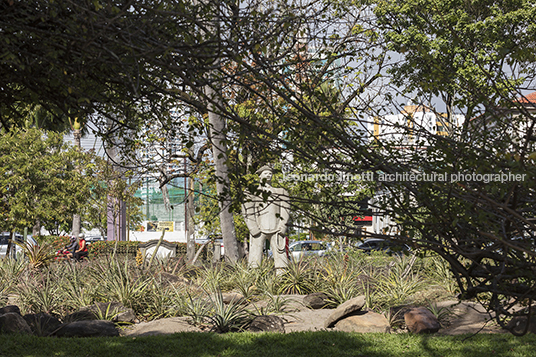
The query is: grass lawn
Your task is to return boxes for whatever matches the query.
[1,331,535,357]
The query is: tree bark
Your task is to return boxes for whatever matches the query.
[206,86,239,264]
[186,172,196,262]
[71,127,82,236]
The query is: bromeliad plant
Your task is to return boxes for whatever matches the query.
[15,240,56,270]
[90,257,152,314]
[277,258,319,295]
[16,269,65,316]
[206,289,251,333]
[320,255,365,307]
[373,256,425,307]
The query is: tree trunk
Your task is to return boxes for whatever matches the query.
[186,173,196,262]
[206,86,239,264]
[72,127,82,236]
[32,220,41,237]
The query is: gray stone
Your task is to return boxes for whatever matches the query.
[221,293,245,305]
[64,310,96,322]
[334,311,390,333]
[0,312,33,334]
[159,272,190,286]
[507,315,536,334]
[304,293,329,309]
[53,320,119,337]
[120,316,202,336]
[0,305,21,315]
[404,307,440,334]
[324,295,366,328]
[23,313,62,336]
[248,315,285,333]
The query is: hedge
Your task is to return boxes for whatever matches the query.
[40,236,213,261]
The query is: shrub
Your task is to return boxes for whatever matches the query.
[46,235,71,252]
[88,241,140,257]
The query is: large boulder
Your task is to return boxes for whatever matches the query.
[404,307,440,334]
[0,305,21,315]
[0,312,33,334]
[248,315,285,333]
[53,320,119,337]
[334,311,390,333]
[64,302,136,324]
[221,293,245,305]
[304,293,330,310]
[324,296,366,328]
[507,315,536,334]
[23,313,62,336]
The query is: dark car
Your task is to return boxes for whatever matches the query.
[357,238,410,255]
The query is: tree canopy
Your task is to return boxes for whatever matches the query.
[0,128,90,233]
[2,0,536,331]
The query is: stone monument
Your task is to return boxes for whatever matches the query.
[242,165,290,271]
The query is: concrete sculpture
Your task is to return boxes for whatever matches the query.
[242,165,290,271]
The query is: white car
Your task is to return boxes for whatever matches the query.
[0,232,37,258]
[288,240,328,261]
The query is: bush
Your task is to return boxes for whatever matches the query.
[45,235,71,252]
[88,241,140,258]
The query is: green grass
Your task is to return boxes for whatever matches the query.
[1,332,535,357]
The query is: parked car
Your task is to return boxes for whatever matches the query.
[0,232,37,258]
[85,235,106,245]
[288,240,328,261]
[357,238,410,255]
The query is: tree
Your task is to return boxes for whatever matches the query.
[7,1,536,331]
[81,155,143,238]
[363,0,536,332]
[0,128,92,234]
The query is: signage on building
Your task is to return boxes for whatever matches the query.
[146,221,174,232]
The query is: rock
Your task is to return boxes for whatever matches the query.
[248,315,286,333]
[0,305,21,315]
[120,316,203,336]
[404,307,440,334]
[53,320,119,337]
[324,295,366,328]
[0,312,33,334]
[304,293,329,309]
[160,272,190,286]
[334,311,390,333]
[507,315,536,334]
[23,313,62,336]
[220,293,245,305]
[64,302,136,324]
[64,310,96,322]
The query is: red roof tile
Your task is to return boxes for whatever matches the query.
[517,92,536,104]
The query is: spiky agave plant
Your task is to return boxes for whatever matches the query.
[206,289,251,333]
[15,240,55,270]
[277,258,319,295]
